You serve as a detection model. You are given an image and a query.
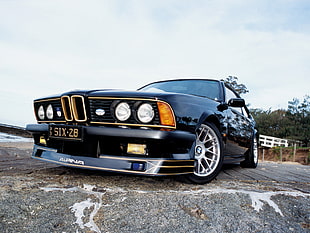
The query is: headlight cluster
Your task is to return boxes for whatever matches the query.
[37,104,62,120]
[114,102,155,123]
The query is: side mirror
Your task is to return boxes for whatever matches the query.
[228,98,245,107]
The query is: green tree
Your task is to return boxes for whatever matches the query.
[287,95,310,146]
[250,108,272,135]
[251,95,310,146]
[222,76,249,96]
[251,109,290,138]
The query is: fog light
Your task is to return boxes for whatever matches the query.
[127,143,147,155]
[132,162,145,171]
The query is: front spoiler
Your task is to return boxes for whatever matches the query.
[32,144,195,176]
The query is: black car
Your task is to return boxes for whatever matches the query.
[26,79,258,184]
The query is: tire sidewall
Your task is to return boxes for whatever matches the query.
[241,133,259,168]
[251,134,259,167]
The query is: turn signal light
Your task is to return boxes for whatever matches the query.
[157,102,176,128]
[39,136,47,146]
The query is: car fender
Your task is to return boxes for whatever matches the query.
[195,111,221,131]
[189,112,222,160]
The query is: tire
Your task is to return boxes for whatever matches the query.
[184,122,224,184]
[240,135,258,168]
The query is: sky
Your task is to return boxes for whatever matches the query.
[0,0,309,127]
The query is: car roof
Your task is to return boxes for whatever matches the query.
[139,78,221,89]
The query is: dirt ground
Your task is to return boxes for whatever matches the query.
[260,148,310,165]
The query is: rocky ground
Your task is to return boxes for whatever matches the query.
[0,132,309,232]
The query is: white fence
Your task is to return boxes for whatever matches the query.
[259,135,289,148]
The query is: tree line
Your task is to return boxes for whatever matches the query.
[250,96,310,147]
[223,77,310,147]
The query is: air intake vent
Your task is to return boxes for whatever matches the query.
[61,96,73,121]
[61,95,87,122]
[71,95,87,122]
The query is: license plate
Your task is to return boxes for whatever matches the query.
[49,125,83,140]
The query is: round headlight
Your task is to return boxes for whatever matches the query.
[115,102,131,121]
[137,103,154,123]
[38,105,45,120]
[46,104,54,119]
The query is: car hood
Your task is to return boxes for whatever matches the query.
[35,89,219,108]
[88,89,174,99]
[48,89,190,100]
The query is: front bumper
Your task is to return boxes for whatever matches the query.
[27,124,196,175]
[32,144,195,175]
[26,123,195,141]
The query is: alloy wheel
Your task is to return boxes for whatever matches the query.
[194,124,221,177]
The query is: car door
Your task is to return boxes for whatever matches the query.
[224,87,254,157]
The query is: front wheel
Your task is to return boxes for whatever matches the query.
[184,122,224,184]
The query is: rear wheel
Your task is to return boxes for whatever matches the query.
[184,122,223,184]
[241,135,258,168]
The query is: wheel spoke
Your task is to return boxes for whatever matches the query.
[197,160,206,173]
[205,144,218,157]
[202,158,212,170]
[202,129,210,142]
[202,137,213,144]
[197,157,212,174]
[197,128,205,139]
[205,145,217,154]
[205,156,216,163]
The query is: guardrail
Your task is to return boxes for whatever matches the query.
[259,135,288,148]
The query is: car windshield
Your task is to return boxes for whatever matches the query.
[139,80,220,101]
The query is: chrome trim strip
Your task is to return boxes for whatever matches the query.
[89,121,175,129]
[98,155,193,163]
[89,97,158,101]
[37,120,67,123]
[34,97,61,103]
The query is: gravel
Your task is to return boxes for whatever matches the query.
[0,142,309,233]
